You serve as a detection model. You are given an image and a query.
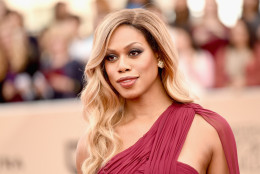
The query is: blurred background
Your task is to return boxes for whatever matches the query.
[0,0,259,173]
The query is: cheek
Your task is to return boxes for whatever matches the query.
[139,55,158,73]
[104,63,117,85]
[104,62,113,78]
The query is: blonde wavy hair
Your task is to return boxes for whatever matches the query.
[80,8,193,174]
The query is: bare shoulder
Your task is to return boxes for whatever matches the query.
[178,114,229,173]
[76,132,88,174]
[189,114,220,158]
[184,114,220,153]
[192,114,230,174]
[192,114,218,137]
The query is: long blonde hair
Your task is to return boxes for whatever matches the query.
[80,8,193,174]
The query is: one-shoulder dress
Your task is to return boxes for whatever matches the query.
[98,102,240,174]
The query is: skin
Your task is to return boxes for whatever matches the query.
[104,24,173,152]
[76,25,229,174]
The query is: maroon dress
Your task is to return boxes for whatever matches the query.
[98,102,240,174]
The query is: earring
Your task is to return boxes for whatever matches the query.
[158,60,164,68]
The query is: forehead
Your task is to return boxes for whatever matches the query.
[107,24,148,49]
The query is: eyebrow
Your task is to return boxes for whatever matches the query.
[106,42,142,53]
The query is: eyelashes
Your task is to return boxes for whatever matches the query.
[129,49,143,56]
[105,54,118,62]
[105,49,143,62]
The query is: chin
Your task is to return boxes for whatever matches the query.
[120,91,141,100]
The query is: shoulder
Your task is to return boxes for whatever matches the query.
[188,113,219,154]
[185,103,233,133]
[178,114,225,173]
[191,114,224,151]
[76,132,88,174]
[195,114,230,173]
[189,114,220,154]
[192,113,217,134]
[189,114,229,172]
[180,103,239,173]
[194,112,231,173]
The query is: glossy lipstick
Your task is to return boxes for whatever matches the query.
[116,76,138,88]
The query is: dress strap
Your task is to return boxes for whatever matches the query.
[187,103,240,174]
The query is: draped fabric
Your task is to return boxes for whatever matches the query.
[98,102,240,174]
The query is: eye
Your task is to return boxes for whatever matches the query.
[105,54,118,62]
[129,49,143,57]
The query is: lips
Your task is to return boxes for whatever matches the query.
[116,76,138,88]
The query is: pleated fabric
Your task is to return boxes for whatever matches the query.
[98,102,240,174]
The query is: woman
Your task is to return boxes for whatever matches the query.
[215,19,253,88]
[174,27,215,91]
[35,22,84,99]
[76,9,239,174]
[0,10,31,102]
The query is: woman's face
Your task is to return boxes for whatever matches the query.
[104,25,161,99]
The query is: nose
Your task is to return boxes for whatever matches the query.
[118,57,131,73]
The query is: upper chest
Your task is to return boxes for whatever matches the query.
[117,114,214,174]
[116,118,156,151]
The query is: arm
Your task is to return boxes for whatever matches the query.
[207,126,230,174]
[76,133,88,174]
[191,103,240,174]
